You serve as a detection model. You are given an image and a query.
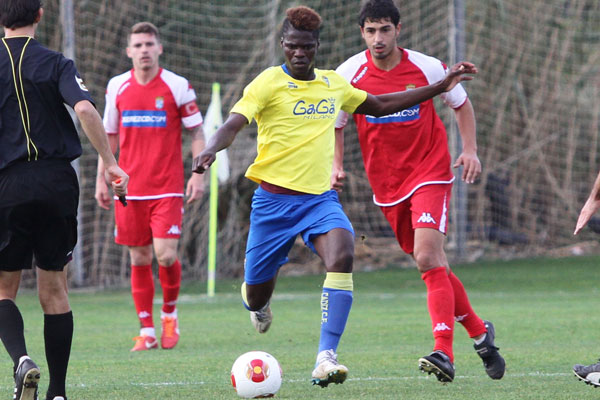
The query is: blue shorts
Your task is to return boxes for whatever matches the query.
[244,187,354,285]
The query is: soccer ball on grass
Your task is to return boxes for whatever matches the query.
[231,351,282,398]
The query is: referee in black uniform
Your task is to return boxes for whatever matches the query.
[0,2,128,400]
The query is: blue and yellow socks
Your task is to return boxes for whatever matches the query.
[318,272,353,354]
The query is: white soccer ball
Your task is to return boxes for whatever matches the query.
[231,351,282,398]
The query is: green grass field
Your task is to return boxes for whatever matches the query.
[1,255,600,399]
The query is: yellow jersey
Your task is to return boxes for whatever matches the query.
[231,65,367,194]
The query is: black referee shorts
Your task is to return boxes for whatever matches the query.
[0,159,79,271]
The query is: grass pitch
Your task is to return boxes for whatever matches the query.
[1,255,599,399]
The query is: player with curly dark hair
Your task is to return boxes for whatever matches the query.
[282,5,322,36]
[193,5,476,388]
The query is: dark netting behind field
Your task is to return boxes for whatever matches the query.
[27,0,600,288]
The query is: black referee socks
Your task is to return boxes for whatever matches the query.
[44,311,73,400]
[0,299,27,369]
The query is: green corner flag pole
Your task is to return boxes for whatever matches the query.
[205,82,225,297]
[207,154,218,297]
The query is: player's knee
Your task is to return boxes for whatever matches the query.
[414,251,438,272]
[156,253,177,268]
[0,279,20,301]
[38,285,69,314]
[328,250,353,273]
[414,252,449,273]
[129,247,153,266]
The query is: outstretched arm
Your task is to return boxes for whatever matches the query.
[75,100,128,202]
[574,170,600,235]
[354,61,477,116]
[192,112,248,174]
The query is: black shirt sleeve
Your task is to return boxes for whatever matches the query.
[57,57,95,109]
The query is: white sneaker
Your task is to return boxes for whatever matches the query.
[311,349,348,387]
[250,303,272,334]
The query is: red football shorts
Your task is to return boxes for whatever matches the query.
[380,184,452,255]
[114,196,184,246]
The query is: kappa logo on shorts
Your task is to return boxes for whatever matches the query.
[433,322,452,332]
[417,212,436,224]
[167,225,181,235]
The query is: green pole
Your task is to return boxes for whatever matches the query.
[207,158,218,297]
[207,82,221,297]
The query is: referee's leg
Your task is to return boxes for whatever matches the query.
[37,268,70,314]
[0,270,28,367]
[38,267,73,400]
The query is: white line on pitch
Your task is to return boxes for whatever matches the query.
[173,290,590,305]
[0,372,574,391]
[285,371,572,383]
[115,371,577,387]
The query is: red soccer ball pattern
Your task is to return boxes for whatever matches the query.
[247,358,270,382]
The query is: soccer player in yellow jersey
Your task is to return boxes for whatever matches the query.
[192,5,476,388]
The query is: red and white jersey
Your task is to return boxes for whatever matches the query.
[336,48,468,206]
[104,68,203,199]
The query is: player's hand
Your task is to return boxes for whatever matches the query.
[186,172,205,204]
[441,62,478,92]
[192,151,216,174]
[574,199,600,235]
[104,165,129,206]
[331,168,346,193]
[453,151,481,184]
[94,177,112,210]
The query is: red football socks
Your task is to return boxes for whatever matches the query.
[421,267,455,361]
[159,259,181,314]
[448,271,487,338]
[131,264,155,328]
